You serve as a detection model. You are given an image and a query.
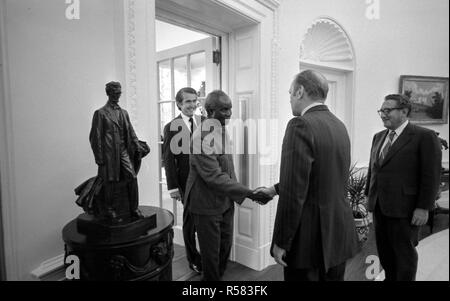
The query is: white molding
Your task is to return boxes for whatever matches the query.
[0,0,20,281]
[255,0,280,11]
[30,254,65,280]
[300,18,355,71]
[124,0,138,127]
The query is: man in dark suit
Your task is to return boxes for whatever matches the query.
[184,90,268,281]
[256,70,360,281]
[365,94,442,281]
[163,87,204,274]
[89,81,146,223]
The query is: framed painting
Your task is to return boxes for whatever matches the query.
[399,75,449,124]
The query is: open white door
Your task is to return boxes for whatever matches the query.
[157,37,220,246]
[229,25,263,269]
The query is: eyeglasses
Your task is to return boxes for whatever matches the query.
[377,107,403,116]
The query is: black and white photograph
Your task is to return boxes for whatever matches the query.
[0,0,448,289]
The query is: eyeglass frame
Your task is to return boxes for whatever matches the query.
[377,107,404,116]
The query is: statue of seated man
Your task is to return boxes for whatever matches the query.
[84,81,149,223]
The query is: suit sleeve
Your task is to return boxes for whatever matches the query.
[417,130,442,210]
[163,122,180,191]
[273,118,314,252]
[364,135,376,198]
[190,153,252,205]
[89,111,104,166]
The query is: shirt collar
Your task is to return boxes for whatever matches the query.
[301,102,324,116]
[392,120,409,137]
[107,101,121,110]
[181,112,197,126]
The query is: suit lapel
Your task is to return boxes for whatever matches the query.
[104,105,120,127]
[373,130,388,167]
[381,123,415,167]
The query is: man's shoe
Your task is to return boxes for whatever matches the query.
[131,209,144,219]
[189,263,202,274]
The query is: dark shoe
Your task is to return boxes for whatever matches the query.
[131,209,144,219]
[189,263,202,274]
[107,210,122,224]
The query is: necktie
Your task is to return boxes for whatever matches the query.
[189,118,194,136]
[379,131,396,164]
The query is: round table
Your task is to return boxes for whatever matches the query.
[63,206,174,281]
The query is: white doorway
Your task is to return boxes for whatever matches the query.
[149,0,280,271]
[155,20,221,245]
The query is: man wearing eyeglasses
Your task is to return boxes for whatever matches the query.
[365,94,442,281]
[163,87,204,274]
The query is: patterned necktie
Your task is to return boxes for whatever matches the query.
[379,131,396,164]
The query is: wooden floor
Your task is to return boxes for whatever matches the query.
[172,213,449,281]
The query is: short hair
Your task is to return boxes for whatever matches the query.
[385,94,412,117]
[205,90,229,116]
[105,81,121,95]
[175,87,197,110]
[292,70,329,101]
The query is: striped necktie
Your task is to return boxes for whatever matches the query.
[379,131,396,164]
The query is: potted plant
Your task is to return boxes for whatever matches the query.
[347,164,370,243]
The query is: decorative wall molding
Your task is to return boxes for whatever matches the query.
[300,18,355,70]
[268,0,280,241]
[124,0,138,128]
[30,254,65,281]
[256,0,280,11]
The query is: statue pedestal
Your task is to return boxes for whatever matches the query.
[62,206,174,281]
[76,209,157,243]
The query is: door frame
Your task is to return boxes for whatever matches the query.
[0,0,18,280]
[152,0,281,270]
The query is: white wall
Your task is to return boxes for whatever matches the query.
[2,0,127,280]
[277,0,449,166]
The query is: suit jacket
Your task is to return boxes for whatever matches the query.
[272,105,359,271]
[163,114,204,194]
[365,123,442,218]
[89,103,140,182]
[184,121,252,215]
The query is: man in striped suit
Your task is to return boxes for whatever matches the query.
[257,70,360,281]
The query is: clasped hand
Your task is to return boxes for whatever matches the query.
[248,187,277,205]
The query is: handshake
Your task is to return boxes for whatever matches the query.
[247,186,277,205]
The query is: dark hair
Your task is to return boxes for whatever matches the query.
[292,70,329,101]
[205,90,229,116]
[105,81,121,96]
[175,87,197,110]
[385,94,412,117]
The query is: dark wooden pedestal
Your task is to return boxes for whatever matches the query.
[62,206,174,281]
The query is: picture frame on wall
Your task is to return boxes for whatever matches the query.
[399,75,449,124]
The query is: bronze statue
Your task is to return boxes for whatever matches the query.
[75,82,150,224]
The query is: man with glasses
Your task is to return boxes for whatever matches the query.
[365,94,442,281]
[163,87,204,274]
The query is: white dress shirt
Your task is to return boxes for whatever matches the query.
[379,120,409,159]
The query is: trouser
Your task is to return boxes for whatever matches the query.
[193,206,234,281]
[182,196,201,267]
[102,147,138,216]
[283,261,346,281]
[374,204,419,281]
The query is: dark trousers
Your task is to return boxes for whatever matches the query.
[374,204,419,281]
[182,204,201,268]
[193,206,234,281]
[284,262,346,281]
[101,147,138,217]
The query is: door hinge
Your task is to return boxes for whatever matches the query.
[213,50,221,65]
